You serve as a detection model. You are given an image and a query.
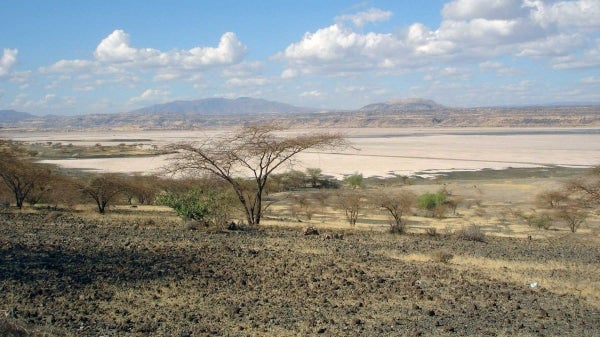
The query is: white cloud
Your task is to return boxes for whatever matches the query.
[129,88,171,103]
[518,33,585,57]
[278,24,404,74]
[40,59,95,73]
[0,48,18,77]
[552,38,600,69]
[277,1,600,78]
[336,8,393,27]
[225,77,268,87]
[93,30,247,69]
[442,0,527,20]
[526,0,600,31]
[41,29,248,84]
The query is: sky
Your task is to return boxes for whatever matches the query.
[0,0,599,116]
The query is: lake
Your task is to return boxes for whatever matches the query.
[4,127,600,178]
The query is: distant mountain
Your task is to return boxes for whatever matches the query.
[131,97,316,115]
[0,109,36,124]
[359,98,446,113]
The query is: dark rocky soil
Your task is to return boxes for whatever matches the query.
[1,211,599,336]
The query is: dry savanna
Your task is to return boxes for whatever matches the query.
[1,125,599,337]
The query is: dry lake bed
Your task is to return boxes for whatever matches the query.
[4,127,599,177]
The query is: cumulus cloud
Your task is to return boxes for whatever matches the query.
[0,48,18,77]
[526,0,600,30]
[93,29,246,68]
[336,8,393,27]
[41,29,247,81]
[277,1,600,77]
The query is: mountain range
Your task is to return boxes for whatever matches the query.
[1,97,599,130]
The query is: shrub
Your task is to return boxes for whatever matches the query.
[417,190,448,218]
[155,189,209,221]
[456,224,486,242]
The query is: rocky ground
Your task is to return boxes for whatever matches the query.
[1,210,599,336]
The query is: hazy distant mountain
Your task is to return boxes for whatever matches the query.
[359,98,446,113]
[0,110,36,124]
[131,97,316,115]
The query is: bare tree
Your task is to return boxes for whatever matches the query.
[165,124,347,226]
[555,207,586,233]
[335,191,364,226]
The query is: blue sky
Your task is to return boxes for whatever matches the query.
[1,0,599,115]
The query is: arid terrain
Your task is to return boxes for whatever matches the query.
[1,166,600,336]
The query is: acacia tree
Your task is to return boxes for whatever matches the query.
[372,189,416,233]
[0,151,52,209]
[80,174,126,213]
[165,124,347,226]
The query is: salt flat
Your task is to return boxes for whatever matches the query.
[5,127,599,177]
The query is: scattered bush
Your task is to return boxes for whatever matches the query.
[456,224,486,242]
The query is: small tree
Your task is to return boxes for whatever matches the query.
[0,151,52,209]
[306,167,322,188]
[344,172,364,189]
[536,189,569,208]
[417,190,448,218]
[555,207,586,233]
[165,124,347,226]
[80,174,125,214]
[372,189,416,234]
[335,191,363,225]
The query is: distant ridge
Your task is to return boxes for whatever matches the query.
[0,109,36,124]
[2,97,600,130]
[359,98,446,113]
[131,97,315,115]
